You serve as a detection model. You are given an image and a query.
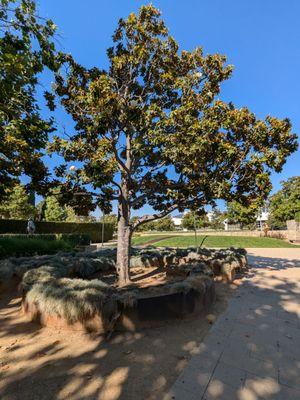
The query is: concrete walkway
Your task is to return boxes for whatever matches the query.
[165,248,300,400]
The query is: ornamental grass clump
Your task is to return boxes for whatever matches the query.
[25,278,113,323]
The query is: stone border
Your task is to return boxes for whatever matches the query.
[19,247,247,335]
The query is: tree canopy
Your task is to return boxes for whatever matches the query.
[269,176,300,227]
[47,5,297,283]
[0,0,58,199]
[226,200,259,228]
[182,211,209,230]
[0,183,35,219]
[51,5,297,219]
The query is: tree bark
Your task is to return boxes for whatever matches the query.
[116,167,132,285]
[116,214,132,285]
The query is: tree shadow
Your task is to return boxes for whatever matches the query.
[0,252,299,400]
[189,253,300,399]
[0,283,230,400]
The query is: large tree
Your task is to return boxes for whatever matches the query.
[0,183,35,219]
[226,200,259,228]
[269,176,300,227]
[43,191,67,222]
[0,0,58,199]
[50,5,297,284]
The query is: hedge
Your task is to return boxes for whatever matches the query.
[0,220,114,243]
[0,233,91,246]
[0,237,74,258]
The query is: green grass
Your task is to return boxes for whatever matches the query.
[0,237,74,258]
[132,235,300,248]
[131,235,172,246]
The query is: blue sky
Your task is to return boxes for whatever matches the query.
[38,0,299,216]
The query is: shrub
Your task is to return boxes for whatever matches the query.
[0,238,73,258]
[0,233,90,246]
[0,220,114,243]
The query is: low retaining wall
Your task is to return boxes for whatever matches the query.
[22,280,216,334]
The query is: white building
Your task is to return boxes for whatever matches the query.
[171,213,184,228]
[256,210,270,230]
[207,211,214,222]
[224,209,270,231]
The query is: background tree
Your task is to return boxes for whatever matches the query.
[208,209,226,230]
[50,5,297,284]
[269,176,300,228]
[0,0,58,199]
[182,211,209,230]
[44,192,67,222]
[0,184,35,219]
[100,214,118,231]
[130,216,156,232]
[226,200,258,228]
[153,216,175,231]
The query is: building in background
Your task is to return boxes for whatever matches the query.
[171,213,184,229]
[256,209,270,230]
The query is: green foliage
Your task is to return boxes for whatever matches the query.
[0,184,35,219]
[0,233,90,246]
[209,209,226,230]
[295,211,300,223]
[50,4,297,229]
[44,193,67,221]
[226,201,259,228]
[100,214,118,231]
[153,216,175,231]
[0,237,73,258]
[269,177,300,226]
[0,0,59,198]
[131,215,174,231]
[182,211,209,230]
[0,219,114,242]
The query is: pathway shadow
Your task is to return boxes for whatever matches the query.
[199,254,300,399]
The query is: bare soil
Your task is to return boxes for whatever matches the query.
[0,280,236,400]
[91,266,190,289]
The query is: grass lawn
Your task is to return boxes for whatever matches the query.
[131,234,300,248]
[131,235,174,246]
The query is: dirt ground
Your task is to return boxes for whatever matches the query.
[0,277,237,400]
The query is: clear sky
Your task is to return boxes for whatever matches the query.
[38,0,299,215]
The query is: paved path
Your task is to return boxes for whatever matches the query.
[165,248,300,400]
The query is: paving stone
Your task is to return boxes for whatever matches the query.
[203,380,241,400]
[244,373,281,399]
[271,385,300,400]
[224,353,277,378]
[278,358,300,390]
[210,361,246,389]
[277,310,299,323]
[168,362,211,398]
[193,331,228,361]
[163,384,198,400]
[165,249,300,400]
[210,318,234,337]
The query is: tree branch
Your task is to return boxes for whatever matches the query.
[132,204,178,230]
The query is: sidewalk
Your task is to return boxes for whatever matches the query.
[165,248,300,400]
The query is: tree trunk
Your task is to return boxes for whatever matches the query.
[116,133,132,285]
[116,215,132,285]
